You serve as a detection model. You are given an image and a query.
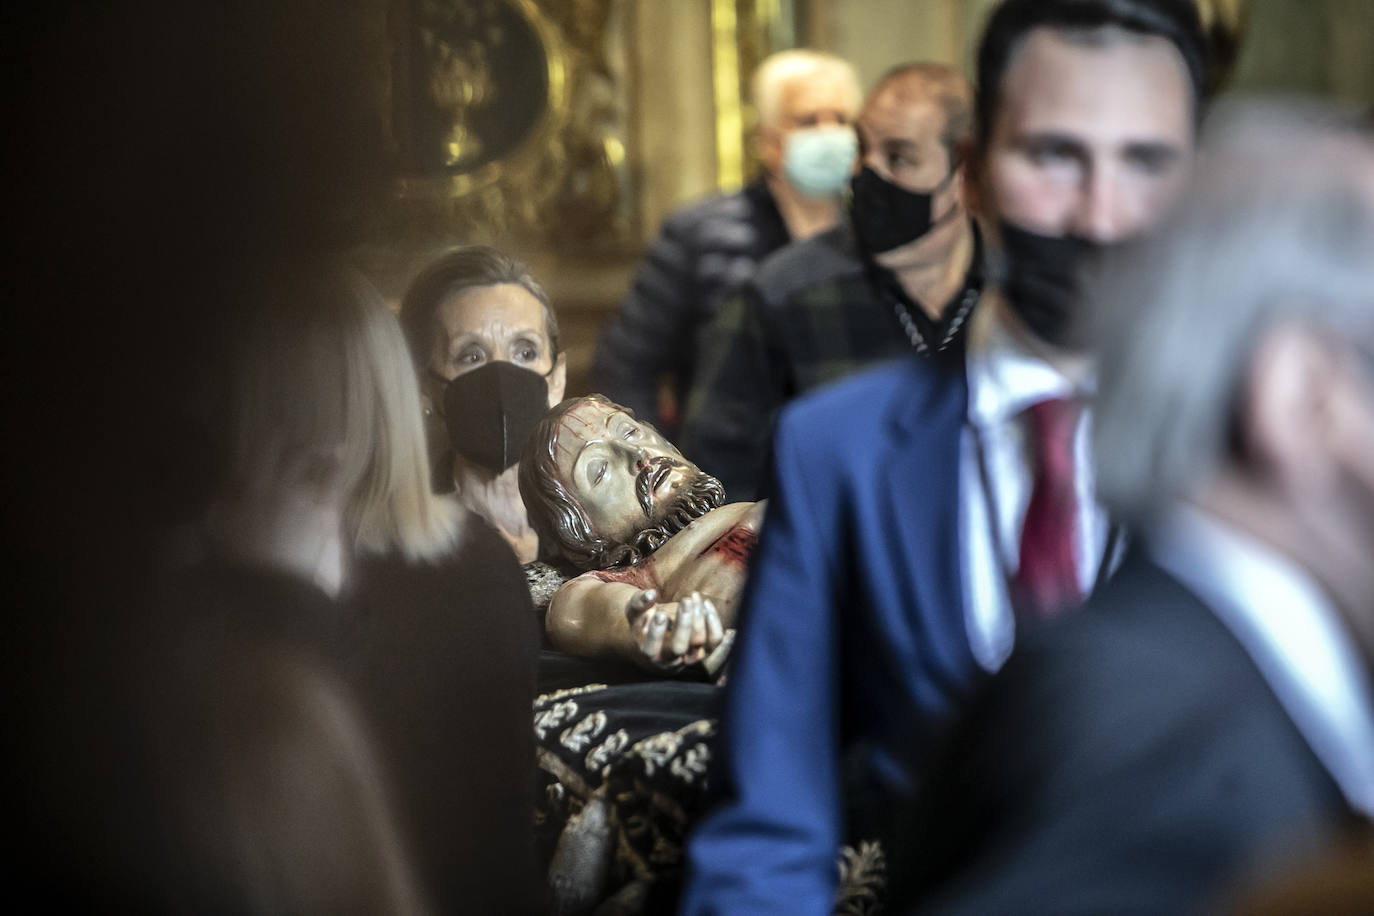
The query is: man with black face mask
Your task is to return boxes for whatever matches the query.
[680,62,980,502]
[682,2,1209,913]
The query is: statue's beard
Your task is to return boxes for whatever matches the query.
[598,458,726,569]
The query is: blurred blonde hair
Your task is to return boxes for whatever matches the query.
[221,267,463,563]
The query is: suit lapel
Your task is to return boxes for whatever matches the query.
[874,356,976,699]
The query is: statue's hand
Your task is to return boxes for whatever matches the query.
[625,589,725,672]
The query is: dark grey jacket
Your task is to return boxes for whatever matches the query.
[889,550,1363,916]
[592,179,788,438]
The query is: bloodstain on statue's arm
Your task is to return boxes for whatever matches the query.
[587,560,661,592]
[700,525,757,569]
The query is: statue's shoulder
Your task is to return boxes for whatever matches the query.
[696,500,763,534]
[565,562,659,592]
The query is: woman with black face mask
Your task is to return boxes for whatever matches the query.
[400,246,567,563]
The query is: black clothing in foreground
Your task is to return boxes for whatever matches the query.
[178,518,543,914]
[350,525,542,914]
[889,551,1359,916]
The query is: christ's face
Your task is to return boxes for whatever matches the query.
[550,399,702,545]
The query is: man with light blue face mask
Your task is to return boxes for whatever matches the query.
[593,50,862,442]
[682,63,980,501]
[780,120,857,200]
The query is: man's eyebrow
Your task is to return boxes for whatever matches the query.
[1121,140,1183,163]
[1014,130,1089,153]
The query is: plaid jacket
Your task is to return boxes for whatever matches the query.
[680,219,980,501]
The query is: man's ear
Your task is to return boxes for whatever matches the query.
[548,353,568,406]
[1322,342,1374,486]
[1240,325,1339,489]
[755,125,783,177]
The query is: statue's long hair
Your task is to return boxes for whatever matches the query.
[518,396,724,571]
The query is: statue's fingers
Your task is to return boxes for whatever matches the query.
[702,598,724,648]
[670,597,697,657]
[639,610,669,659]
[691,597,709,648]
[702,629,736,678]
[626,588,658,623]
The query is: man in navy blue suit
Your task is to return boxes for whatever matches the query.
[681,2,1211,913]
[890,99,1374,915]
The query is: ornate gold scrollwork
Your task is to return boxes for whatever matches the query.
[387,0,633,250]
[712,0,784,193]
[394,0,568,199]
[1194,0,1249,92]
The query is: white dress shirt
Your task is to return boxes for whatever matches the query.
[1150,505,1374,817]
[960,299,1111,670]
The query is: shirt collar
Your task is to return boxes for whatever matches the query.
[1149,504,1374,816]
[966,296,1092,429]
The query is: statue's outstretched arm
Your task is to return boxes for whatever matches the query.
[546,577,726,671]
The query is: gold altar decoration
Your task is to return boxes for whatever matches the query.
[386,0,635,250]
[712,0,746,192]
[1194,0,1249,91]
[712,0,785,192]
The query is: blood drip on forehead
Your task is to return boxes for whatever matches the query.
[552,402,608,471]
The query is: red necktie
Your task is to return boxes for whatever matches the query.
[1014,397,1083,619]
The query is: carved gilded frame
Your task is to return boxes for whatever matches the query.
[384,0,634,250]
[391,0,570,200]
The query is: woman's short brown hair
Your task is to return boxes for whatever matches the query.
[398,246,559,370]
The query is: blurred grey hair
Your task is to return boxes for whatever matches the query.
[1090,97,1374,525]
[750,49,861,130]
